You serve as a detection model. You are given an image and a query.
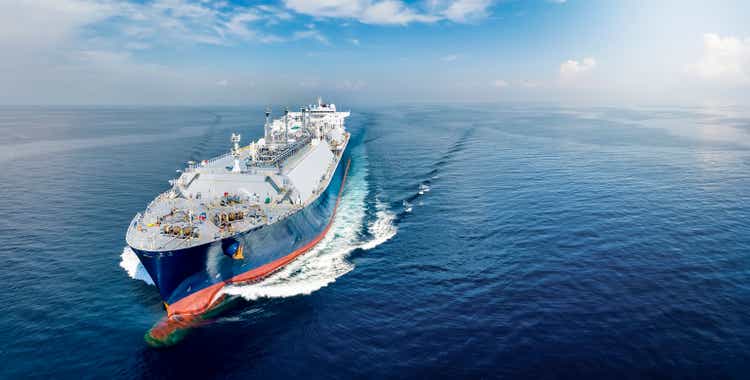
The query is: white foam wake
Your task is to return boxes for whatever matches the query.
[120,246,155,285]
[359,203,397,251]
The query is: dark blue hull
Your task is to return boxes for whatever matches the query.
[132,148,350,306]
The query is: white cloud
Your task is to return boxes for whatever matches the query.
[441,54,458,62]
[350,38,360,46]
[113,0,228,46]
[0,0,304,104]
[491,79,508,88]
[216,79,229,86]
[686,33,750,83]
[0,0,114,49]
[441,0,493,23]
[363,0,438,24]
[559,57,597,79]
[283,0,364,19]
[292,29,330,45]
[283,0,492,25]
[224,11,263,39]
[0,0,322,50]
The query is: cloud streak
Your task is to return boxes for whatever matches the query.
[686,33,750,84]
[283,0,494,25]
[441,0,494,22]
[559,57,597,79]
[0,0,333,51]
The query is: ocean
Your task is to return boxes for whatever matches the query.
[0,104,749,379]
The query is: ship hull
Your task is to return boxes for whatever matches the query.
[132,147,350,315]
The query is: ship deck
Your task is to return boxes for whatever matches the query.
[126,109,348,253]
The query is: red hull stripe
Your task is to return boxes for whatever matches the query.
[166,158,351,317]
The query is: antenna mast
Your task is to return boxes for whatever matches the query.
[264,107,271,142]
[283,106,289,145]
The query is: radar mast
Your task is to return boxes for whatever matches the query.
[230,133,242,173]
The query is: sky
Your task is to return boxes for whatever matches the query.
[1,0,749,106]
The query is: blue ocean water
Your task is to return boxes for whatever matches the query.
[0,104,749,379]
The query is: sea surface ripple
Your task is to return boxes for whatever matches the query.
[0,105,749,379]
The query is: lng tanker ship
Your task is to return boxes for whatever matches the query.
[126,98,350,344]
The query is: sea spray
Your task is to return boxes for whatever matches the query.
[120,246,155,285]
